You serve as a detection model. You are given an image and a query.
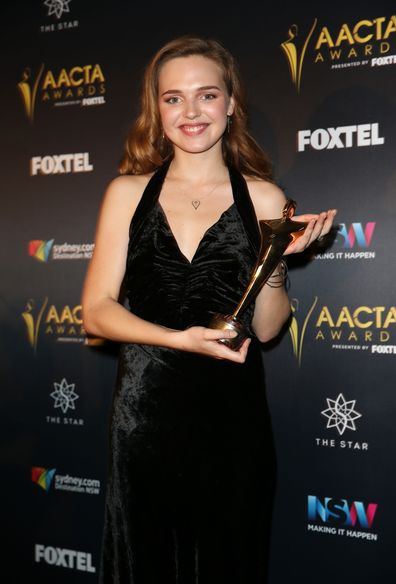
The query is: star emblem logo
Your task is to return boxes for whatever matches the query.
[44,0,72,20]
[50,378,79,414]
[321,393,362,435]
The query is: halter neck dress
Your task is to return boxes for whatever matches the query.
[100,162,277,584]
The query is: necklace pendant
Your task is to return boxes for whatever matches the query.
[191,200,200,210]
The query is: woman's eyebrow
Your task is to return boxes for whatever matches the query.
[160,85,222,96]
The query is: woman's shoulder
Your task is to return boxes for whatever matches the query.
[243,175,287,220]
[101,172,154,213]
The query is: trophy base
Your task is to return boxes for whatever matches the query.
[209,313,249,351]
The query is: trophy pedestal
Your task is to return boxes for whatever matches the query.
[209,313,248,351]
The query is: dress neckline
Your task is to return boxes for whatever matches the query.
[157,201,236,265]
[128,160,261,256]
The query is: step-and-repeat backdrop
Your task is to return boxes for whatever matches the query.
[2,1,395,582]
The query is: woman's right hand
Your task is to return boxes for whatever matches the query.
[175,326,251,363]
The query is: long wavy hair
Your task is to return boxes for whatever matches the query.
[119,36,272,180]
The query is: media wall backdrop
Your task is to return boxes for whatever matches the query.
[2,1,395,582]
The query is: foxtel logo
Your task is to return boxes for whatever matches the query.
[35,544,96,572]
[298,123,384,151]
[30,153,93,175]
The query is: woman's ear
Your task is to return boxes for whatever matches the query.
[227,96,235,116]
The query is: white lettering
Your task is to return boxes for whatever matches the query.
[30,153,93,175]
[297,123,385,151]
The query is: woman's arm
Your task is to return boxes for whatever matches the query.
[246,179,336,342]
[81,176,250,362]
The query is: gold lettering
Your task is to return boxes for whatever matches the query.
[99,83,106,94]
[64,88,73,98]
[335,307,354,328]
[374,16,386,39]
[380,41,390,54]
[364,331,372,341]
[330,330,342,340]
[57,68,70,87]
[380,330,390,342]
[348,331,358,341]
[330,49,342,60]
[353,20,373,43]
[42,91,50,101]
[91,64,105,83]
[69,66,84,86]
[316,307,335,327]
[55,325,66,334]
[76,87,84,96]
[316,330,325,340]
[42,70,56,90]
[72,306,83,324]
[383,307,396,328]
[353,307,372,328]
[68,326,77,335]
[335,24,354,46]
[46,305,60,323]
[60,306,73,324]
[347,47,358,58]
[373,306,385,327]
[364,44,373,55]
[53,89,62,99]
[384,15,396,39]
[315,27,334,49]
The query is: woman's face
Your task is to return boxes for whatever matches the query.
[158,55,234,156]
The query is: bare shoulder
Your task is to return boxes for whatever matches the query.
[102,173,153,216]
[244,176,287,221]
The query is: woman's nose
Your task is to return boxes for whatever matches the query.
[183,99,201,119]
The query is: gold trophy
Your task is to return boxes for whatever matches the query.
[209,200,308,350]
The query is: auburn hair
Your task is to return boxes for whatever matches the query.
[119,36,272,181]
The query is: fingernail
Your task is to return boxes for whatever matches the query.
[229,330,237,337]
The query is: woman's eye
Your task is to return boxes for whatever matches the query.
[201,93,216,100]
[166,96,181,104]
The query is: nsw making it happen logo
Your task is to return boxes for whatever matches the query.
[315,220,376,261]
[307,495,378,541]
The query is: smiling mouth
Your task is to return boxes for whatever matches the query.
[179,124,208,135]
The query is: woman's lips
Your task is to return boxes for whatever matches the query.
[179,123,208,136]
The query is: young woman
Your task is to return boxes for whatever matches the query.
[82,36,336,584]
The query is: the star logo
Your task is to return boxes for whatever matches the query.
[321,393,362,435]
[50,378,79,414]
[44,0,72,20]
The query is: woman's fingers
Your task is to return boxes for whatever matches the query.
[285,209,337,254]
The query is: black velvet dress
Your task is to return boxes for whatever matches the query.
[100,162,277,584]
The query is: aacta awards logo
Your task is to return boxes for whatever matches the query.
[21,298,85,351]
[289,297,396,363]
[307,495,378,541]
[18,63,106,122]
[281,15,396,91]
[316,393,368,452]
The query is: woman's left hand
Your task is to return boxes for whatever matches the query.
[284,208,337,255]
